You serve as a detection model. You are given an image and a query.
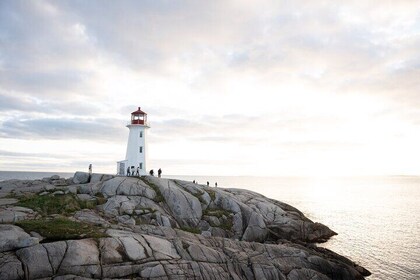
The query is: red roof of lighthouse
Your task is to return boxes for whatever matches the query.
[131,107,147,115]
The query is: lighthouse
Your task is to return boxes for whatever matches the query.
[117,107,150,176]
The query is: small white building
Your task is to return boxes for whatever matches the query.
[117,107,150,176]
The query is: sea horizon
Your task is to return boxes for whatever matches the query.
[2,169,420,179]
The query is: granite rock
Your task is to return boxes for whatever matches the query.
[72,171,90,184]
[0,173,370,280]
[0,224,39,252]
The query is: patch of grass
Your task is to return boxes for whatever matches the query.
[182,241,190,250]
[78,199,97,210]
[4,192,17,199]
[134,218,144,225]
[16,217,107,242]
[136,207,156,214]
[219,218,233,231]
[16,194,96,216]
[95,193,107,205]
[141,178,164,203]
[203,208,232,219]
[180,226,201,234]
[204,208,234,231]
[192,191,208,204]
[198,196,208,205]
[206,189,216,201]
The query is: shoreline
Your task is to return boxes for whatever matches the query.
[0,171,370,279]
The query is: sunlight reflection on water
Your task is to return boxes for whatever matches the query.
[171,175,420,280]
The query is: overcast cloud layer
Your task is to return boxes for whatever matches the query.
[1,1,420,175]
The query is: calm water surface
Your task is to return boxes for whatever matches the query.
[1,172,419,279]
[170,175,420,280]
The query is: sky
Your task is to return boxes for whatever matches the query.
[1,0,420,176]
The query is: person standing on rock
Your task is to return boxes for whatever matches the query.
[207,181,209,186]
[136,167,140,176]
[149,169,154,176]
[215,182,218,187]
[158,168,162,178]
[88,164,92,175]
[127,167,130,176]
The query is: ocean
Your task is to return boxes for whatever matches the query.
[1,171,419,280]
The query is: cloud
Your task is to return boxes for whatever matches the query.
[0,91,108,116]
[2,1,419,104]
[0,117,126,142]
[1,0,420,174]
[0,149,58,158]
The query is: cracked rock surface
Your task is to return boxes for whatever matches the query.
[0,172,371,279]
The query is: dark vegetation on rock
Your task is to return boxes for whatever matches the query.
[16,217,106,242]
[0,172,371,279]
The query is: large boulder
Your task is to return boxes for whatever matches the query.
[0,252,24,280]
[72,171,90,184]
[144,177,202,227]
[78,181,103,195]
[86,173,114,183]
[224,188,337,242]
[241,211,268,242]
[58,239,101,277]
[100,177,156,199]
[73,209,110,227]
[0,225,39,252]
[0,198,18,206]
[0,206,35,223]
[16,244,53,279]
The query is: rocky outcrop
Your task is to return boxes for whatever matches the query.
[0,224,39,253]
[72,171,90,184]
[0,225,368,280]
[0,173,370,279]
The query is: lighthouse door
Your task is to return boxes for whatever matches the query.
[119,162,125,175]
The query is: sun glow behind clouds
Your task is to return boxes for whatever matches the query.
[1,1,420,175]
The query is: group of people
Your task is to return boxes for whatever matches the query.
[192,180,217,187]
[89,163,163,178]
[90,163,218,187]
[127,166,162,178]
[126,166,140,176]
[126,167,162,177]
[207,181,217,187]
[149,168,162,178]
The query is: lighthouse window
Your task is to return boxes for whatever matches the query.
[139,163,143,169]
[139,146,143,153]
[139,131,143,138]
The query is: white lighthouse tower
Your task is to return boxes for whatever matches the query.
[117,107,150,176]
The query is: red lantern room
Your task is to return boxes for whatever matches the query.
[131,107,147,125]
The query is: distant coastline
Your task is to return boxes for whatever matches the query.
[0,171,73,182]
